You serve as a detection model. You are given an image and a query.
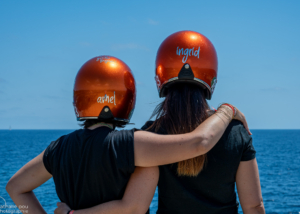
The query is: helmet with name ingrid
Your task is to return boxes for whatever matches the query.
[155,30,218,100]
[73,56,136,125]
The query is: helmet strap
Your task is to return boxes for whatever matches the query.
[178,63,194,80]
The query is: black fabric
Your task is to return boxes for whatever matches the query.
[141,120,256,214]
[43,127,136,210]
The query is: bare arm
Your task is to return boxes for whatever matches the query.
[236,158,265,214]
[55,167,159,214]
[134,105,250,166]
[6,151,52,214]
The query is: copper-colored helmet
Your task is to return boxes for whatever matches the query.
[155,30,218,100]
[73,56,136,125]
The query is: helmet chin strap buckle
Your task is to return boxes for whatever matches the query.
[178,63,194,80]
[98,106,114,121]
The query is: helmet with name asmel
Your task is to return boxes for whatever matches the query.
[155,30,218,100]
[73,56,136,125]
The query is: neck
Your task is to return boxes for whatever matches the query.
[87,122,114,130]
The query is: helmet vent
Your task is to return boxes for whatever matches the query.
[178,63,194,80]
[98,106,114,121]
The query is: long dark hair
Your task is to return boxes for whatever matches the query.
[149,83,210,176]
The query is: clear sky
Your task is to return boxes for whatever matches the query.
[0,0,299,129]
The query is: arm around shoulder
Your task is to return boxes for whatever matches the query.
[69,166,159,214]
[120,166,159,214]
[134,107,233,167]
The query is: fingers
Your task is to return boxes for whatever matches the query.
[56,202,67,207]
[233,108,252,136]
[229,105,252,135]
[241,115,252,135]
[54,203,69,214]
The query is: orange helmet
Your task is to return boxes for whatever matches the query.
[73,56,136,125]
[155,30,218,100]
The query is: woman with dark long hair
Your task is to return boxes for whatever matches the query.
[142,84,263,213]
[142,31,264,213]
[147,84,213,177]
[54,31,262,214]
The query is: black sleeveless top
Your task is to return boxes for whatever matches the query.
[142,120,256,214]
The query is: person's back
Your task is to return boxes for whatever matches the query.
[43,55,138,210]
[6,53,254,214]
[43,127,135,210]
[142,119,255,214]
[141,30,262,213]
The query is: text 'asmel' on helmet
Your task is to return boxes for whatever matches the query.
[73,56,136,125]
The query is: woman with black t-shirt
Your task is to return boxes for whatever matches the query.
[60,31,264,214]
[142,31,264,213]
[6,55,249,214]
[141,31,264,214]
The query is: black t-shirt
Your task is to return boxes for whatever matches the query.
[43,127,136,210]
[141,120,256,214]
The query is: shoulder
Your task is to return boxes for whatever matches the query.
[46,129,84,151]
[66,128,85,139]
[105,128,136,143]
[110,128,136,136]
[224,120,252,144]
[227,120,245,133]
[46,135,66,151]
[141,121,155,130]
[104,129,136,173]
[43,134,67,173]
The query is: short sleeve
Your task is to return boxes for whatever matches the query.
[43,137,63,174]
[108,129,136,174]
[240,126,256,161]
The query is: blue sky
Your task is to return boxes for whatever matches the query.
[0,0,299,129]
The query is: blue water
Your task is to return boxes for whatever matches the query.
[0,130,299,213]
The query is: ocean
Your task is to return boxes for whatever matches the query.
[0,129,299,213]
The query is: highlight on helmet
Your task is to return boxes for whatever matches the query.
[73,55,136,127]
[155,30,218,100]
